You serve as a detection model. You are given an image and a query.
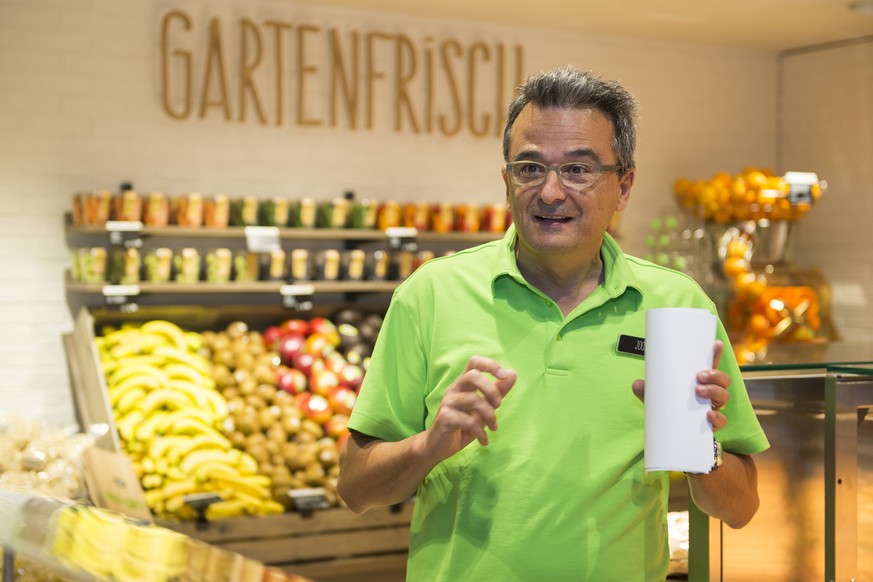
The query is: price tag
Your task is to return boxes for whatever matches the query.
[783,171,818,206]
[102,284,140,312]
[288,487,330,517]
[385,226,418,251]
[245,226,281,253]
[106,221,144,248]
[280,283,315,311]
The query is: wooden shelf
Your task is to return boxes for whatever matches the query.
[64,214,502,245]
[64,272,400,296]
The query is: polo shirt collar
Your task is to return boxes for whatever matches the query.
[491,223,644,299]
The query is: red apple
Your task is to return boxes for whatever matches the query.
[328,386,357,416]
[324,351,347,375]
[304,333,336,358]
[292,351,318,377]
[309,317,336,335]
[277,333,306,365]
[338,363,364,391]
[324,414,350,439]
[263,325,282,350]
[310,318,341,348]
[300,393,333,424]
[309,368,340,398]
[281,318,310,337]
[276,366,308,395]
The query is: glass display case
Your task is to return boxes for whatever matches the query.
[688,346,873,581]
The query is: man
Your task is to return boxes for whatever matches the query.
[338,66,769,580]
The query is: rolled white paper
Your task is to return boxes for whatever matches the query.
[644,307,717,473]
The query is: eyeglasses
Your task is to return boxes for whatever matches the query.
[505,160,623,191]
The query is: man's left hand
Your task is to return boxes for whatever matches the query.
[632,340,731,432]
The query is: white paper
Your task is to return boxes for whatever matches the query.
[644,307,716,473]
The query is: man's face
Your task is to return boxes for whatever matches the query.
[502,105,633,261]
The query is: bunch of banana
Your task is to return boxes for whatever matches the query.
[53,505,189,582]
[97,319,282,520]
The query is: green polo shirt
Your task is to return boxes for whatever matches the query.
[348,224,769,581]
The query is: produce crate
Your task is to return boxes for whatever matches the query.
[166,504,412,582]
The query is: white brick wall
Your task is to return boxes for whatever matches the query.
[1,0,785,426]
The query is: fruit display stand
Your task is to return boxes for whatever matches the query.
[667,167,835,365]
[62,306,415,581]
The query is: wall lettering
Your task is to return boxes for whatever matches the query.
[159,9,525,138]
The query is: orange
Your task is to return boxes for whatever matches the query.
[722,256,749,278]
[749,313,773,339]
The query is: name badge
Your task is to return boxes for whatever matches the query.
[617,334,645,357]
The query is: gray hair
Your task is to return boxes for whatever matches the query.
[502,66,638,174]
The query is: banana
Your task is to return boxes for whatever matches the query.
[108,333,169,359]
[180,448,241,474]
[134,410,171,441]
[162,363,214,388]
[205,499,247,520]
[109,365,169,390]
[113,386,147,415]
[166,379,210,408]
[210,471,272,500]
[193,460,245,483]
[152,345,212,377]
[200,386,229,421]
[236,451,259,475]
[141,473,163,490]
[174,433,232,460]
[162,407,216,431]
[148,436,193,460]
[136,388,197,416]
[159,478,201,499]
[184,331,204,352]
[165,415,221,438]
[116,409,145,442]
[251,499,285,516]
[101,354,166,376]
[141,320,189,352]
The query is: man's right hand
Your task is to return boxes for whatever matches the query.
[423,355,517,464]
[338,355,515,513]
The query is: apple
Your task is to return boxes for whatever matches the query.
[276,366,308,395]
[299,393,333,425]
[292,351,319,377]
[309,368,341,398]
[328,386,357,416]
[263,325,282,350]
[277,333,306,366]
[309,316,336,335]
[310,317,341,348]
[338,363,364,392]
[281,318,310,337]
[304,333,336,358]
[324,351,348,375]
[324,414,350,439]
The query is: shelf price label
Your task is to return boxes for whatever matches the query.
[245,226,281,253]
[287,487,330,518]
[280,283,315,312]
[105,221,144,248]
[385,226,418,251]
[102,284,141,313]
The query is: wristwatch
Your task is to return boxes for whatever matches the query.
[711,439,724,472]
